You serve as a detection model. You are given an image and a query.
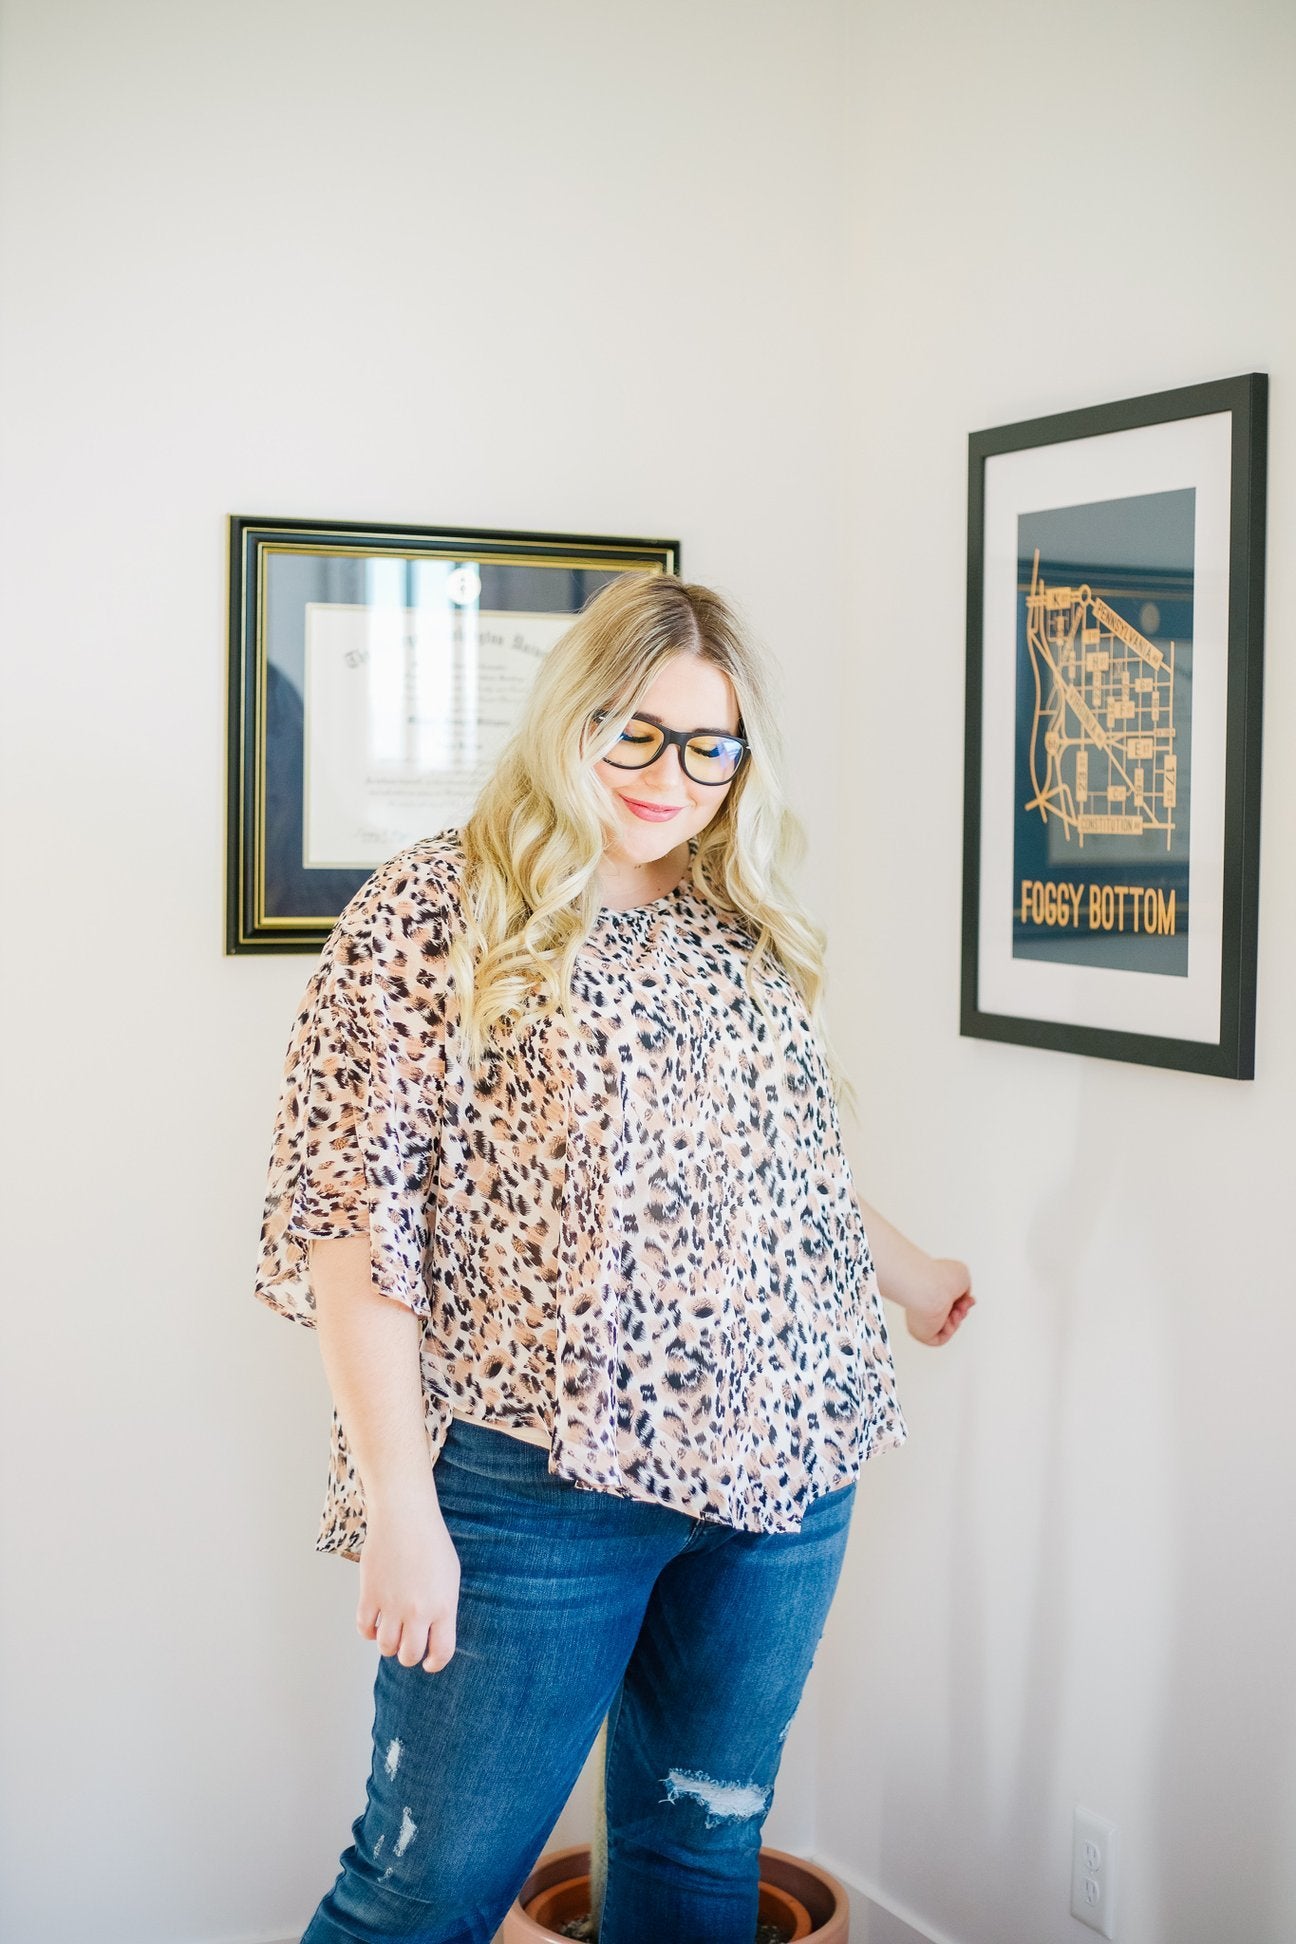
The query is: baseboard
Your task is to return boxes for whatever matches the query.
[813,1847,964,1944]
[215,1935,298,1944]
[206,1933,298,1944]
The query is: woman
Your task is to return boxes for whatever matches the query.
[255,573,973,1944]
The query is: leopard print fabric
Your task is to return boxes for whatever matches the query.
[255,828,907,1557]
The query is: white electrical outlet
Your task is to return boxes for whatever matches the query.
[1071,1806,1118,1937]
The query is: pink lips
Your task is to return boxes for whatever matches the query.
[622,796,683,822]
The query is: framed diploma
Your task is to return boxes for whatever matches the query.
[226,517,680,952]
[961,374,1267,1077]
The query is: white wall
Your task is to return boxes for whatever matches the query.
[0,4,855,1940]
[819,4,1296,1943]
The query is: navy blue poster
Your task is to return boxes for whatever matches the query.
[1013,489,1195,977]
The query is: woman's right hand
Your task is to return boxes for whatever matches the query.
[355,1485,462,1673]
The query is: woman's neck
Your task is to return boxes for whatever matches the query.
[597,838,691,911]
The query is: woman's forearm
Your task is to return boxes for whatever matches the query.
[855,1195,937,1311]
[309,1234,440,1512]
[310,1234,460,1670]
[855,1194,976,1345]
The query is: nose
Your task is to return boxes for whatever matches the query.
[642,741,688,777]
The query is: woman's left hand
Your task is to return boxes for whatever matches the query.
[904,1257,975,1347]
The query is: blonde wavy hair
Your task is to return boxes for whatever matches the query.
[449,572,854,1112]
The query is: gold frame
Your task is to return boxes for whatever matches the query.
[226,517,679,952]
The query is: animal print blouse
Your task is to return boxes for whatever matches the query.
[254,828,907,1557]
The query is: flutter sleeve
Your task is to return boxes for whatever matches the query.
[253,847,449,1327]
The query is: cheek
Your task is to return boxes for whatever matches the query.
[689,782,731,824]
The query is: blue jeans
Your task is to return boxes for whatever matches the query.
[300,1417,857,1944]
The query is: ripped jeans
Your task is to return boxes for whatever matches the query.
[300,1415,857,1944]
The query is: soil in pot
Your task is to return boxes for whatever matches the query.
[549,1917,798,1942]
[527,1869,812,1941]
[507,1842,844,1943]
[555,1929,792,1943]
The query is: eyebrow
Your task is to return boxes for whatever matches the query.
[629,709,743,738]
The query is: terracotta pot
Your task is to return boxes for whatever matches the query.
[499,1841,848,1942]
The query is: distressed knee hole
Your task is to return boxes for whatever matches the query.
[660,1768,771,1828]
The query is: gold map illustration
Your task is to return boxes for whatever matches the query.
[1023,549,1177,852]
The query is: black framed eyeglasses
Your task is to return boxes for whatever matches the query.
[589,711,749,786]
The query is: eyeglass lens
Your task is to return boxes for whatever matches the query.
[606,717,743,784]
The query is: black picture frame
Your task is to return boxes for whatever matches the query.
[960,374,1266,1077]
[226,516,680,954]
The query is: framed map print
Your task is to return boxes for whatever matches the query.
[961,374,1266,1076]
[226,517,680,953]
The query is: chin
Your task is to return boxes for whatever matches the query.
[613,817,686,861]
[626,831,683,861]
